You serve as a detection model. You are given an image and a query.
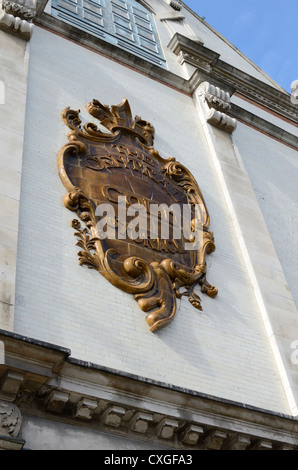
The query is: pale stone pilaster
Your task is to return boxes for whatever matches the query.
[194,81,298,416]
[0,0,37,330]
[0,35,29,331]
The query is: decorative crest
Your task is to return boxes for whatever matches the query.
[58,98,217,332]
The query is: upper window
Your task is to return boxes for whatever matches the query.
[51,0,166,67]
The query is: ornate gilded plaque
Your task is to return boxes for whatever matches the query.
[58,98,217,332]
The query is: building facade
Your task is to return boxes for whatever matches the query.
[0,0,298,450]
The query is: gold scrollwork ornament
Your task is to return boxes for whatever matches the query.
[58,98,217,332]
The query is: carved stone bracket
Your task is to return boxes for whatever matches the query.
[46,390,70,414]
[101,405,126,427]
[128,411,153,434]
[0,370,25,401]
[200,429,228,450]
[0,0,36,39]
[168,33,219,75]
[75,398,98,420]
[196,81,237,133]
[224,434,251,450]
[168,33,298,123]
[178,51,214,74]
[180,424,204,446]
[250,439,273,450]
[156,417,179,440]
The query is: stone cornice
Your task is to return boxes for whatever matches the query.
[191,86,298,151]
[0,329,70,402]
[229,103,298,150]
[168,33,298,124]
[1,330,298,450]
[169,32,221,74]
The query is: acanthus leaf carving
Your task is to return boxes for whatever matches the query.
[0,401,22,438]
[197,82,237,133]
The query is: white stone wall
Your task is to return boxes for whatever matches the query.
[13,26,290,414]
[233,120,298,310]
[20,414,170,450]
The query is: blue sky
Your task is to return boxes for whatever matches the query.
[185,0,298,93]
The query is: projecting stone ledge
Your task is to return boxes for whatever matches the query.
[168,32,298,124]
[1,330,298,450]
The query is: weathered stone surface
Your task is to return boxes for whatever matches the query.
[129,412,153,434]
[101,406,126,427]
[46,391,69,414]
[0,401,22,437]
[75,398,98,420]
